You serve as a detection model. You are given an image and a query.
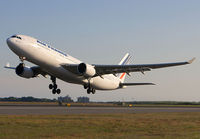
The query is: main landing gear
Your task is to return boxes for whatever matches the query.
[84,84,96,94]
[49,76,61,94]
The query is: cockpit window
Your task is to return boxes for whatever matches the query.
[11,35,17,38]
[11,35,22,40]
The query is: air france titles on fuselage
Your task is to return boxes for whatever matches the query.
[37,40,67,57]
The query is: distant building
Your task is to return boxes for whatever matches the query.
[58,95,73,103]
[77,97,89,103]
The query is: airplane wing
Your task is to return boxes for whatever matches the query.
[94,58,195,76]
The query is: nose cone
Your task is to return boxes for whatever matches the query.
[6,37,18,53]
[7,37,17,50]
[7,37,13,48]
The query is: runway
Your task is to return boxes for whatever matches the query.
[0,105,200,115]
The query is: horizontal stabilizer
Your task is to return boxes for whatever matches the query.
[120,83,155,86]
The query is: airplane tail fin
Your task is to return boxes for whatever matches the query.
[117,53,131,83]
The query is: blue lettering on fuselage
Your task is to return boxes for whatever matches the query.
[37,40,46,46]
[37,40,67,57]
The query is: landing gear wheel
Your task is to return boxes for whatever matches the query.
[49,84,53,89]
[49,76,61,94]
[87,89,90,94]
[57,89,61,94]
[54,84,57,89]
[84,84,88,89]
[92,89,96,94]
[52,89,57,94]
[86,88,95,94]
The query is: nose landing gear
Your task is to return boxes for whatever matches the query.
[49,76,61,94]
[19,56,26,63]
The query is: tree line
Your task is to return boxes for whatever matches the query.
[0,96,56,102]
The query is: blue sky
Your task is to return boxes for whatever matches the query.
[0,0,199,101]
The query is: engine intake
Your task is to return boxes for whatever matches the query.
[77,63,96,77]
[15,63,34,78]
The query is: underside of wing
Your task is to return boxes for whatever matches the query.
[94,58,195,76]
[61,58,195,78]
[31,66,48,77]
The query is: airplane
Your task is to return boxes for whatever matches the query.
[5,34,195,94]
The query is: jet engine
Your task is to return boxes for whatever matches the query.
[77,63,96,77]
[15,63,34,78]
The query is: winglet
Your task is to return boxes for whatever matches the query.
[188,57,196,64]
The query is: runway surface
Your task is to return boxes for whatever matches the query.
[0,105,200,115]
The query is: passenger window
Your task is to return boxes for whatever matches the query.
[11,35,17,38]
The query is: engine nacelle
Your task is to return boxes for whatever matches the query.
[77,63,96,77]
[15,63,34,79]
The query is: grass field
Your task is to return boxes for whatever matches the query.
[0,113,200,139]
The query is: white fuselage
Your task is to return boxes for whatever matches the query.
[7,35,121,90]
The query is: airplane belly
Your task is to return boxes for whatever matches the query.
[91,77,119,90]
[46,66,86,85]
